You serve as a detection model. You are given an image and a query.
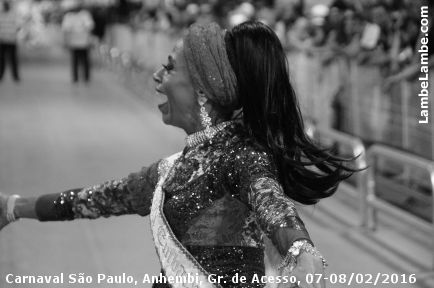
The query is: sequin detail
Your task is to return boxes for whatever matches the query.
[53,162,160,219]
[250,177,305,237]
[187,245,265,288]
[161,122,310,253]
[185,121,233,148]
[51,122,311,272]
[152,246,265,288]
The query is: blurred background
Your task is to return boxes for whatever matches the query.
[0,0,433,287]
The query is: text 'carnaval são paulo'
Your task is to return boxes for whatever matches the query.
[4,272,298,286]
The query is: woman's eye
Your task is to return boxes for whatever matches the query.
[162,63,174,71]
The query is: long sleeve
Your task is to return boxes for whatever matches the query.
[36,161,160,221]
[249,177,312,255]
[232,146,311,256]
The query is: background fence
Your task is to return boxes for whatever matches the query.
[287,50,434,161]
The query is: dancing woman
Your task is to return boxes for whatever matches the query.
[1,21,354,288]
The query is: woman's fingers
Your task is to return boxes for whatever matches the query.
[0,192,10,231]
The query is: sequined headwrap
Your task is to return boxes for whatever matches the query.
[183,22,239,111]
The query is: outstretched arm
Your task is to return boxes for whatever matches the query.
[249,177,326,288]
[234,147,326,288]
[0,161,159,230]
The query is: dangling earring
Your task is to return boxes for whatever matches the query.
[198,94,213,138]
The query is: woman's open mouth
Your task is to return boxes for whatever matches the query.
[156,89,169,114]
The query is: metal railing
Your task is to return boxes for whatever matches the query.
[364,144,434,274]
[288,50,434,161]
[311,128,434,279]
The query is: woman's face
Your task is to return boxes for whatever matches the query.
[153,41,200,133]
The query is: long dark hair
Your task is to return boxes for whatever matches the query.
[225,21,356,205]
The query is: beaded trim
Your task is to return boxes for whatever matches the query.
[185,121,233,148]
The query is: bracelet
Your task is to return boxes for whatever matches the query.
[6,195,20,223]
[277,239,328,272]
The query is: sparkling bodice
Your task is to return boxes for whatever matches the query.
[47,122,311,279]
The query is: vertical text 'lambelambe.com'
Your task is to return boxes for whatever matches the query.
[418,5,430,124]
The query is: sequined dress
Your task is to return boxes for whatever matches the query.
[36,122,311,288]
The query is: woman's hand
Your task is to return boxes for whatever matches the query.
[280,251,326,288]
[0,192,10,231]
[293,251,326,288]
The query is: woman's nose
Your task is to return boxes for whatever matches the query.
[153,68,163,83]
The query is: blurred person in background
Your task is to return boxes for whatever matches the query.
[383,0,433,89]
[0,21,359,288]
[255,1,277,28]
[62,2,95,83]
[0,0,20,83]
[273,0,306,49]
[89,6,108,43]
[356,2,391,70]
[227,2,255,27]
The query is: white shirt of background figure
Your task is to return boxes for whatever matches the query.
[62,9,94,49]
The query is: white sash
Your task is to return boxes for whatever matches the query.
[150,152,222,288]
